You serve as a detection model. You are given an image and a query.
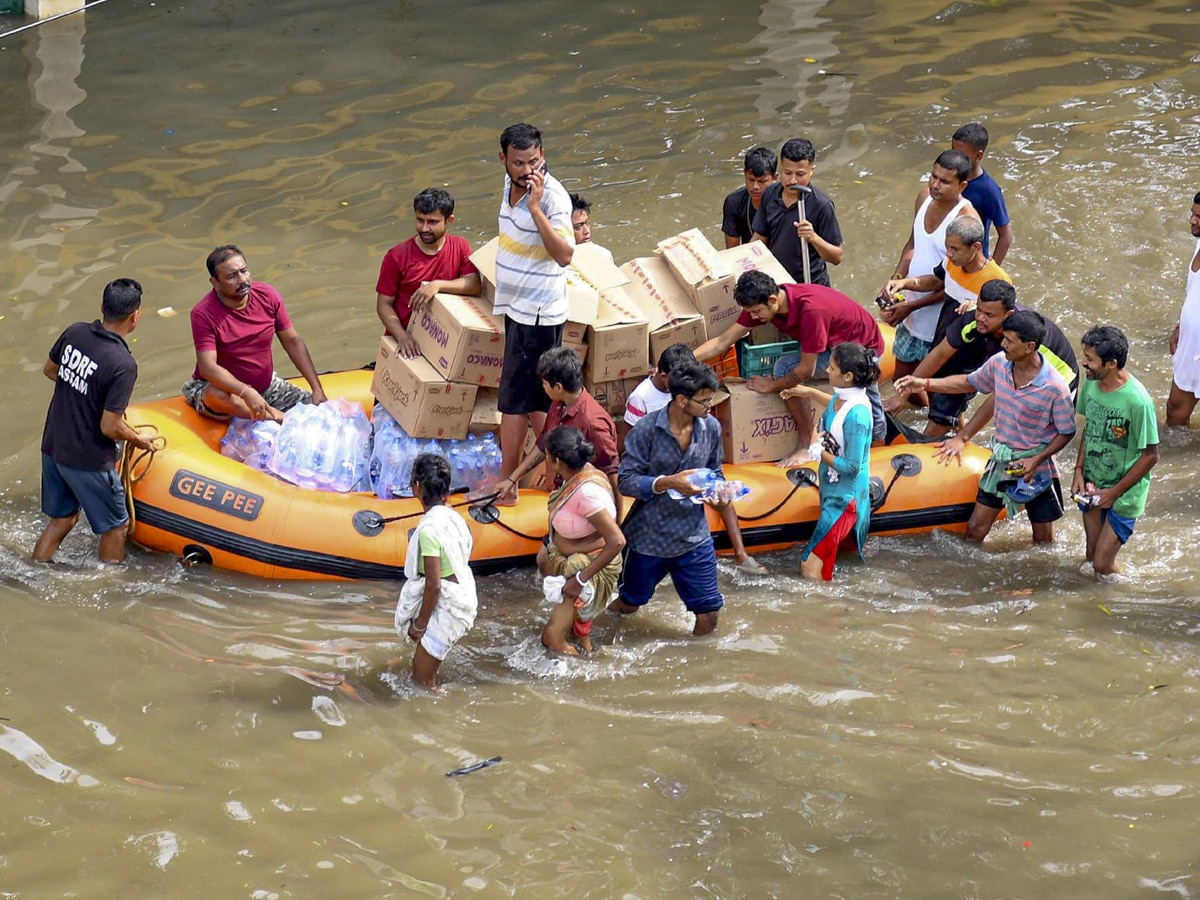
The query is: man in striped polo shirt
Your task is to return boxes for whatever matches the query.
[896,310,1076,545]
[494,123,576,486]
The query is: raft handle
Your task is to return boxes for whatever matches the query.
[181,545,213,568]
[871,452,923,512]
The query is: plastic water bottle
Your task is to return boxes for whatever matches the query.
[447,441,467,492]
[667,468,714,500]
[480,432,502,486]
[393,432,415,498]
[463,434,484,492]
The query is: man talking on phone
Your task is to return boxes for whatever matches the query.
[490,123,576,500]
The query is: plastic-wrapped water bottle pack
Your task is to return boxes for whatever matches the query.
[267,399,373,491]
[221,402,504,499]
[220,419,281,472]
[367,405,503,501]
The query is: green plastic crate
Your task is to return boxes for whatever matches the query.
[738,340,799,379]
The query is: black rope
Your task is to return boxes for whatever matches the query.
[371,492,501,527]
[733,480,809,522]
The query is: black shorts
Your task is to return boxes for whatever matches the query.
[498,316,563,415]
[928,389,976,428]
[976,476,1065,523]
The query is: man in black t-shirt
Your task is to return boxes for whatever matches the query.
[888,279,1078,437]
[721,146,777,247]
[34,278,155,564]
[751,137,844,286]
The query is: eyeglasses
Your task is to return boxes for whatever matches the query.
[687,395,715,409]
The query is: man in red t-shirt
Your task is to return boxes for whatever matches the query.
[695,270,886,466]
[183,245,327,423]
[375,187,482,359]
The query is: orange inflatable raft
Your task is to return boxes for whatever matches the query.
[123,368,990,581]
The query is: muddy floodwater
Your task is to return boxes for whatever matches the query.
[3,0,1200,896]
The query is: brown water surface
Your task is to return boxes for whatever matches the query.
[3,0,1200,896]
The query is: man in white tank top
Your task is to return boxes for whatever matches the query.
[1166,191,1200,427]
[878,149,979,406]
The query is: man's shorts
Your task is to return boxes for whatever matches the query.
[928,389,977,428]
[41,453,128,535]
[1096,507,1137,545]
[774,350,887,442]
[891,324,933,365]
[181,373,310,420]
[617,540,724,614]
[977,476,1064,523]
[498,316,563,416]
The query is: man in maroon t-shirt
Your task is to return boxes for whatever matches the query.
[183,245,327,423]
[375,187,482,359]
[695,270,887,466]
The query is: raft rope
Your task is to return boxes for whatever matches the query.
[119,424,166,535]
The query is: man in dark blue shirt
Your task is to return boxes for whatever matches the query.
[610,360,726,635]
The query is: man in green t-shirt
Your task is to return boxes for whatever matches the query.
[1072,325,1160,577]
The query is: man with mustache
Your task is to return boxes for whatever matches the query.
[183,244,326,423]
[375,187,482,360]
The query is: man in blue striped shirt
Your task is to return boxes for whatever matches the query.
[494,123,576,484]
[610,360,726,635]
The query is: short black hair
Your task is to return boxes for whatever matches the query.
[667,359,718,400]
[733,270,778,307]
[780,138,815,164]
[206,244,243,277]
[1193,190,1200,205]
[536,346,583,393]
[977,279,1017,311]
[1081,324,1129,369]
[411,453,452,505]
[500,123,542,154]
[934,149,972,183]
[545,426,595,471]
[1003,309,1046,348]
[743,146,778,177]
[952,122,990,153]
[413,187,455,217]
[101,278,143,322]
[656,342,697,375]
[569,193,591,214]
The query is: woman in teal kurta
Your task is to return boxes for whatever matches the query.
[781,342,879,580]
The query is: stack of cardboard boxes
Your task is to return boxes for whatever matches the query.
[369,227,800,470]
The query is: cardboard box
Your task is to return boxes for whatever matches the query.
[655,231,797,341]
[619,256,706,365]
[371,336,477,440]
[562,320,589,366]
[410,293,505,388]
[584,374,646,420]
[713,378,798,465]
[468,387,502,436]
[470,237,628,325]
[584,287,650,382]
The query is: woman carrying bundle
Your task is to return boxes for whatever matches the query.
[780,342,878,581]
[539,426,625,654]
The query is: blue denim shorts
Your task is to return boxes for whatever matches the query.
[618,541,724,614]
[41,453,129,535]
